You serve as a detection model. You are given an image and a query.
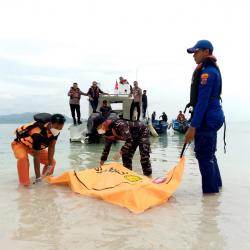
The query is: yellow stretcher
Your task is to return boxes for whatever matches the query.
[47,157,185,213]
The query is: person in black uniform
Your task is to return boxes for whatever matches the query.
[99,100,112,118]
[159,112,168,122]
[142,90,148,118]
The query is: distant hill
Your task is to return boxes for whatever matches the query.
[0,112,72,124]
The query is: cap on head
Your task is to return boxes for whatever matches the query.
[93,115,107,128]
[51,114,66,124]
[187,40,213,54]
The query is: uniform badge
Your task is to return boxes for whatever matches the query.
[201,73,209,85]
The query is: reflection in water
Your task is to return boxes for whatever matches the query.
[191,195,226,250]
[150,132,188,176]
[14,184,62,249]
[68,142,112,170]
[0,123,249,249]
[68,143,89,170]
[64,132,193,178]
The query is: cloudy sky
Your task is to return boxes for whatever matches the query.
[0,0,249,121]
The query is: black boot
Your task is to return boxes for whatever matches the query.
[77,115,82,124]
[73,117,77,125]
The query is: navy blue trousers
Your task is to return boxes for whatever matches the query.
[195,131,222,193]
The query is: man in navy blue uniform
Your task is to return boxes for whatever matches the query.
[184,40,225,194]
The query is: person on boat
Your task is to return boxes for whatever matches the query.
[93,116,152,177]
[68,82,87,125]
[184,40,225,194]
[130,81,142,120]
[119,76,129,85]
[87,81,109,113]
[118,76,130,95]
[151,111,156,122]
[159,112,168,122]
[11,114,66,186]
[177,111,186,123]
[99,100,112,118]
[142,90,148,119]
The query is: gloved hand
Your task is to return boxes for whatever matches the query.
[152,177,166,184]
[43,165,52,176]
[33,177,42,184]
[95,161,104,172]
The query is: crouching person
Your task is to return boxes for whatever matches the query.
[11,113,66,186]
[93,116,152,177]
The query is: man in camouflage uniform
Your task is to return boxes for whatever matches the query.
[93,116,152,176]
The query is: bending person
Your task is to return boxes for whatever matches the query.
[11,114,66,186]
[93,116,152,177]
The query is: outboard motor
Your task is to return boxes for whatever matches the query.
[108,112,118,121]
[84,113,101,143]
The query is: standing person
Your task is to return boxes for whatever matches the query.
[93,116,152,176]
[118,76,130,95]
[68,82,87,125]
[151,111,156,122]
[130,81,142,120]
[184,40,225,194]
[119,76,129,85]
[87,81,109,113]
[99,100,112,118]
[11,114,66,186]
[142,90,148,119]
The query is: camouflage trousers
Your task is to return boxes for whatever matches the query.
[122,137,152,176]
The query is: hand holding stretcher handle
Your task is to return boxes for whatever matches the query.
[180,143,187,158]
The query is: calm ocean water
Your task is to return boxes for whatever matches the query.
[0,122,249,249]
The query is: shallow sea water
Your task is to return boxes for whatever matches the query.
[0,122,249,250]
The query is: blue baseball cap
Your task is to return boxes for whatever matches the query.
[187,40,213,53]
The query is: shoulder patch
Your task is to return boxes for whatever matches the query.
[201,73,209,85]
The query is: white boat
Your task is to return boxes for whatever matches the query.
[84,94,134,143]
[68,123,86,142]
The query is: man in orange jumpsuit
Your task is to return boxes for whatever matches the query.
[11,114,65,186]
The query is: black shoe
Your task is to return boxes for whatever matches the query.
[77,121,82,125]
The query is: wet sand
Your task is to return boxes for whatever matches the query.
[0,123,249,249]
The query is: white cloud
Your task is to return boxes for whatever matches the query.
[0,0,250,121]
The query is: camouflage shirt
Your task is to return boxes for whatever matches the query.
[101,119,149,161]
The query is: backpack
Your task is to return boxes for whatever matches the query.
[16,113,52,139]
